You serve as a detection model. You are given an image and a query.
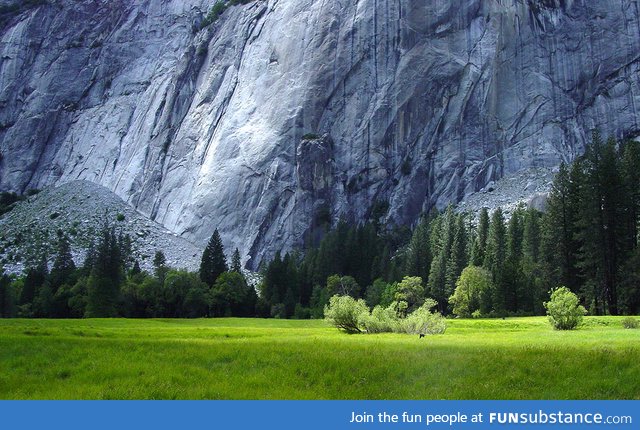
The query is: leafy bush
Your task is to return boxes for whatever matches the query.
[324,295,369,333]
[544,287,587,330]
[622,317,639,329]
[116,213,125,222]
[326,294,447,335]
[302,133,320,140]
[359,305,399,333]
[401,299,446,335]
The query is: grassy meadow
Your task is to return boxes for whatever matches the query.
[0,316,638,400]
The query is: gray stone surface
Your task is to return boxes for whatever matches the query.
[1,0,639,268]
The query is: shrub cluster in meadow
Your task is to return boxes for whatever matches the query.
[324,293,446,335]
[622,317,639,329]
[544,287,587,330]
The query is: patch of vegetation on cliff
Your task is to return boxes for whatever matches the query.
[199,0,255,30]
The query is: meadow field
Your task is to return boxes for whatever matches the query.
[0,317,638,400]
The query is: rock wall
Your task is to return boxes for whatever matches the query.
[1,0,640,268]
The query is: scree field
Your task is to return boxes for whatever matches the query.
[0,317,638,400]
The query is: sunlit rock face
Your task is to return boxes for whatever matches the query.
[1,0,639,268]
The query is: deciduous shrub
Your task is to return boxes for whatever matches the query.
[325,295,447,335]
[401,299,446,335]
[359,305,399,333]
[324,295,368,333]
[622,317,639,329]
[544,287,587,330]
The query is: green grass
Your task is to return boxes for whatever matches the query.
[0,316,638,400]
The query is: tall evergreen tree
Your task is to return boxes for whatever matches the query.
[0,268,14,318]
[577,134,624,314]
[427,207,455,312]
[471,208,489,266]
[153,251,168,283]
[405,216,432,286]
[231,248,242,273]
[445,214,468,305]
[522,207,544,314]
[504,207,525,312]
[261,251,285,306]
[484,208,507,313]
[49,231,76,293]
[20,258,48,306]
[86,226,122,318]
[542,162,583,294]
[522,207,542,263]
[199,229,228,287]
[621,139,640,252]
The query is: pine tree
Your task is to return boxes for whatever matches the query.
[577,134,624,314]
[199,229,228,287]
[621,139,640,252]
[542,162,583,295]
[118,233,134,272]
[153,250,168,283]
[81,244,96,277]
[484,208,507,314]
[405,216,432,286]
[130,260,142,276]
[0,269,15,318]
[471,208,489,266]
[231,248,242,273]
[504,207,525,312]
[427,207,455,312]
[523,207,541,263]
[86,226,123,318]
[20,258,48,306]
[445,214,468,306]
[522,207,544,314]
[49,231,76,293]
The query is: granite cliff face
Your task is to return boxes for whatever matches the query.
[1,0,640,268]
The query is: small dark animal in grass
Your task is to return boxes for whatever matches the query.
[419,334,425,339]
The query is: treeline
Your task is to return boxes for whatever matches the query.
[259,132,640,317]
[1,132,639,319]
[0,228,256,318]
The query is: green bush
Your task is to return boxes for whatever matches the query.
[324,295,369,333]
[326,294,447,335]
[544,287,587,330]
[359,305,399,333]
[116,213,125,222]
[401,299,446,335]
[622,317,639,329]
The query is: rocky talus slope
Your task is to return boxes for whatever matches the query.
[0,181,201,274]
